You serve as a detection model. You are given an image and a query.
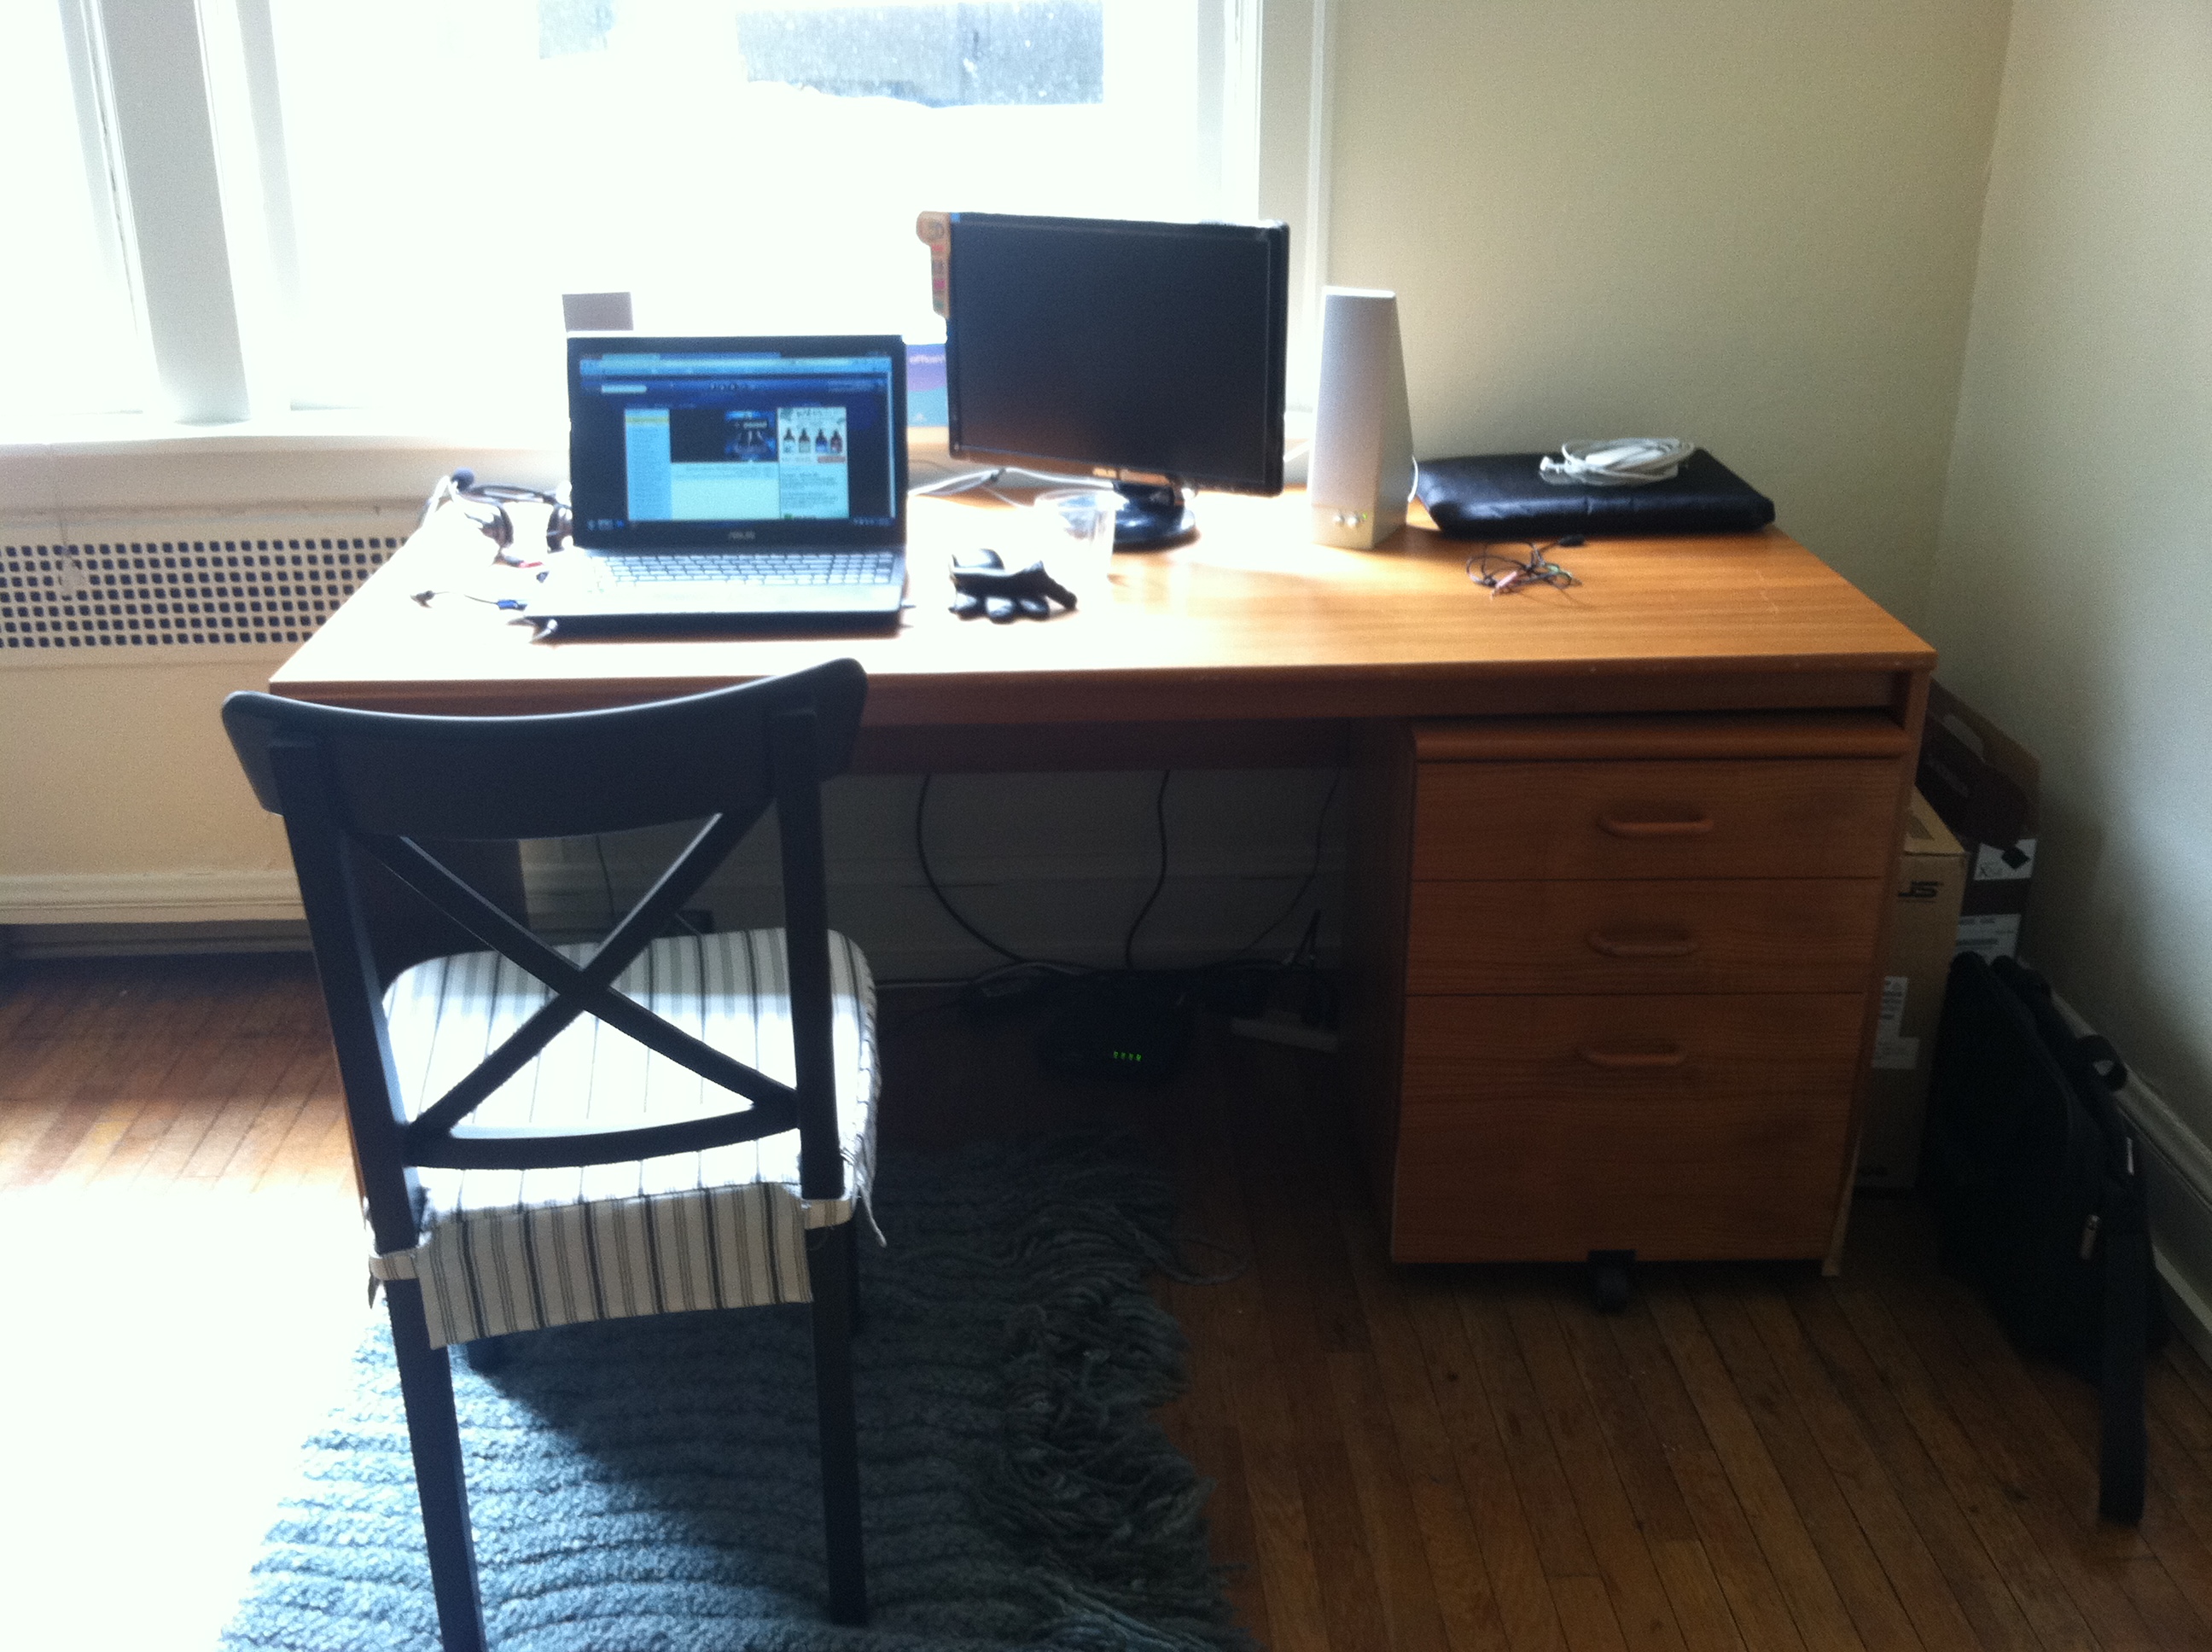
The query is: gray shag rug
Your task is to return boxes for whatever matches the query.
[221,1136,1243,1651]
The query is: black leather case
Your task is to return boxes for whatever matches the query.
[1415,449,1775,539]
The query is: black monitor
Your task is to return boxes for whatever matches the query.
[943,212,1289,548]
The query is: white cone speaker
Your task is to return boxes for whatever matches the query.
[1308,288,1414,549]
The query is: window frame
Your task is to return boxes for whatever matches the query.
[2,0,1334,510]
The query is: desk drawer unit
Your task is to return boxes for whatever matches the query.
[1411,759,1901,881]
[1344,711,1915,1267]
[1407,877,1883,996]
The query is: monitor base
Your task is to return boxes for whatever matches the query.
[1112,482,1197,550]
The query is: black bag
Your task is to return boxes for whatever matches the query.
[1414,449,1775,539]
[1924,951,2162,1521]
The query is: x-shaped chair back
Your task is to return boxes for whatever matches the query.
[223,660,869,1262]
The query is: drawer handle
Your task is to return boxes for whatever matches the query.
[1586,928,1701,959]
[1598,811,1715,838]
[1578,1042,1689,1069]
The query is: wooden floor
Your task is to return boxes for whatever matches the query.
[9,954,2212,1652]
[0,954,370,1652]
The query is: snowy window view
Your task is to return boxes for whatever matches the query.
[267,0,1222,420]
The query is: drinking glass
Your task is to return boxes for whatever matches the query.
[1032,487,1121,605]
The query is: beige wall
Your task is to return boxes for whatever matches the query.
[1329,0,2010,620]
[0,660,296,918]
[0,5,2033,984]
[1922,1,2212,1120]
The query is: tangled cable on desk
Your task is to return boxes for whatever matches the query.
[410,588,530,611]
[1467,536,1583,597]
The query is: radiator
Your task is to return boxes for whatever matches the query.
[1,505,417,934]
[0,505,1344,973]
[3,513,406,656]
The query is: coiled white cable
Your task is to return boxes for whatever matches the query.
[1538,437,1695,487]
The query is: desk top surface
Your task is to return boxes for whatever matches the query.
[271,489,1934,726]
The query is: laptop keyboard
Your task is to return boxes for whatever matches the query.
[591,552,900,588]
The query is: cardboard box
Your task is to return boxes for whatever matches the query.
[1916,680,2040,959]
[1855,791,1968,1189]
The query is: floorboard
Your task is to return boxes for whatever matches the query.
[6,953,2212,1652]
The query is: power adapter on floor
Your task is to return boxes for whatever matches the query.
[958,961,1074,1016]
[1037,974,1191,1083]
[1228,957,1338,1052]
[1229,1006,1340,1052]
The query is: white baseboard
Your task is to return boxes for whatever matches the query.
[2113,1074,2212,1369]
[0,860,1339,984]
[2052,990,2212,1365]
[2155,1249,2212,1372]
[521,843,1335,895]
[0,870,303,926]
[8,920,311,958]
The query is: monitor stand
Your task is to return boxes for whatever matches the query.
[1112,481,1196,550]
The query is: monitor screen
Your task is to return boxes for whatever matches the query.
[567,336,905,546]
[943,215,1289,499]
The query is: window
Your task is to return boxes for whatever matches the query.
[0,3,144,420]
[2,0,1320,436]
[271,0,1237,419]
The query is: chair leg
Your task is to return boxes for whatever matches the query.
[846,1213,865,1335]
[806,1223,868,1626]
[387,1279,491,1652]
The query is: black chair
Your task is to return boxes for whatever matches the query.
[223,660,874,1649]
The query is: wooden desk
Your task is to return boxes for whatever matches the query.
[274,490,1936,1271]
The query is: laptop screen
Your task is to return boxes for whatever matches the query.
[567,335,907,549]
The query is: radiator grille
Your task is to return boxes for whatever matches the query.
[3,526,405,654]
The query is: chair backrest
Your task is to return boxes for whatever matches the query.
[224,660,868,1259]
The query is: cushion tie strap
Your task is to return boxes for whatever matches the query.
[364,1245,422,1308]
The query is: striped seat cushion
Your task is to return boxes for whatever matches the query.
[372,928,876,1348]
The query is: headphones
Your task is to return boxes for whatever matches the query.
[423,469,572,560]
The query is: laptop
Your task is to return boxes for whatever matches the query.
[528,334,910,635]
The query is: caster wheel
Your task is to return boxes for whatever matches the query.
[1587,1249,1635,1313]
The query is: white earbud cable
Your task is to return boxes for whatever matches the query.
[1538,437,1694,487]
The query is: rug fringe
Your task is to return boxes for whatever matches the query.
[951,1135,1251,1652]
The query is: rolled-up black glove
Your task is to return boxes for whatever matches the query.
[948,558,1080,619]
[949,549,999,619]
